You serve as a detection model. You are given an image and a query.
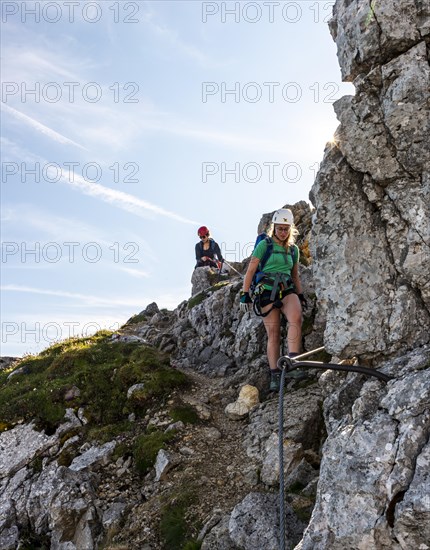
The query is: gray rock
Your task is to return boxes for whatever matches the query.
[244,387,323,462]
[284,458,318,493]
[102,502,128,529]
[311,0,430,360]
[299,346,430,549]
[154,449,175,481]
[229,492,279,550]
[127,383,145,399]
[329,0,425,81]
[201,515,238,550]
[69,441,116,472]
[0,357,20,371]
[0,525,19,550]
[64,386,81,401]
[394,439,430,548]
[229,492,304,550]
[165,421,184,433]
[6,365,30,380]
[261,434,303,487]
[191,266,216,296]
[140,302,159,317]
[0,423,57,478]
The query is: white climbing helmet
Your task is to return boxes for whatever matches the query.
[272,208,294,225]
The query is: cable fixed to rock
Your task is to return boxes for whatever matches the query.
[276,347,392,550]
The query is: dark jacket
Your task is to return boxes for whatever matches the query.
[195,238,223,268]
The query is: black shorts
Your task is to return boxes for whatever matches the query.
[257,288,296,308]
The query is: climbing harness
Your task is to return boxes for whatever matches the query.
[276,347,392,550]
[253,272,294,317]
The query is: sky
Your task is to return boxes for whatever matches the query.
[1,0,355,357]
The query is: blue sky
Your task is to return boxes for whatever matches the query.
[1,0,354,357]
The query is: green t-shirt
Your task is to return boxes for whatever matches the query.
[252,240,299,289]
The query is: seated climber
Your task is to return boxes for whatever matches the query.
[195,226,224,269]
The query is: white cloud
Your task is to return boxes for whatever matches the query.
[1,104,87,150]
[2,284,146,308]
[57,168,198,224]
[118,267,150,278]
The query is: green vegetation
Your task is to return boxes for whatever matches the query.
[0,330,188,436]
[187,281,229,309]
[122,313,147,326]
[169,405,199,425]
[133,429,175,476]
[159,488,201,550]
[19,529,51,550]
[187,293,206,309]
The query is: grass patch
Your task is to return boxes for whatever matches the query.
[86,421,132,444]
[133,430,175,476]
[188,281,229,310]
[188,293,205,309]
[122,313,147,327]
[169,405,199,425]
[159,488,200,550]
[19,529,51,550]
[0,330,189,437]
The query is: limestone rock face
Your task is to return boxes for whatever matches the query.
[310,0,430,360]
[191,266,213,296]
[329,0,429,82]
[298,345,430,550]
[229,492,304,550]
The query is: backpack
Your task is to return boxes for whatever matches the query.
[250,233,297,296]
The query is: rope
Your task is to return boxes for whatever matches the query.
[276,348,392,549]
[278,366,287,550]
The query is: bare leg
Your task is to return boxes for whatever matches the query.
[262,305,281,371]
[281,293,303,354]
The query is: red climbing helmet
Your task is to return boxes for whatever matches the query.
[197,226,209,237]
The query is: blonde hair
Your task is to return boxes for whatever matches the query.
[267,223,298,251]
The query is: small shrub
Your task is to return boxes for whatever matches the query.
[133,430,174,476]
[169,405,199,425]
[187,293,205,309]
[122,313,147,326]
[159,489,199,550]
[182,542,202,550]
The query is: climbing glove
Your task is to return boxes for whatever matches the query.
[239,291,252,312]
[298,293,308,310]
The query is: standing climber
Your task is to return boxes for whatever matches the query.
[195,226,224,269]
[239,209,308,391]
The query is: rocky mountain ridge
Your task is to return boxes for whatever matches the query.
[1,0,429,548]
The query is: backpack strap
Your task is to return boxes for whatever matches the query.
[259,237,273,271]
[290,245,297,265]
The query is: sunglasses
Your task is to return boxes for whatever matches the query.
[199,235,209,239]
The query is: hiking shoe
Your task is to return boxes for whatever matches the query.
[269,370,281,392]
[285,368,309,380]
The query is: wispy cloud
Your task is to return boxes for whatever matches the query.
[57,169,197,224]
[1,104,87,150]
[2,284,143,307]
[1,284,182,311]
[118,267,150,278]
